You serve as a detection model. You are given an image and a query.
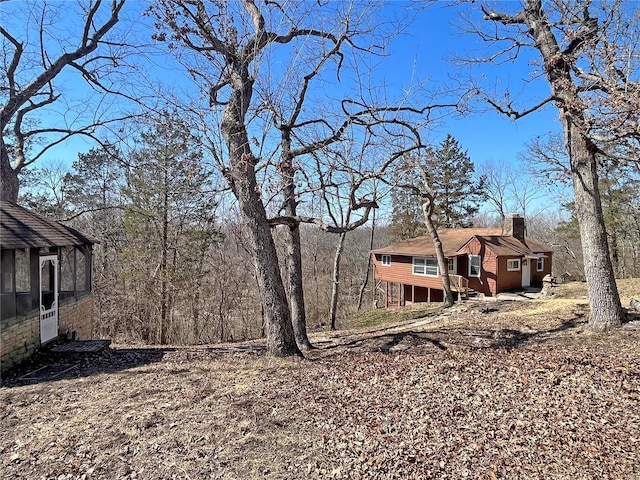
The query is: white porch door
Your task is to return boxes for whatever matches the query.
[40,255,59,343]
[521,259,531,288]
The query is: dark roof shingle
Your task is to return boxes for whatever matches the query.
[371,228,552,258]
[0,201,98,249]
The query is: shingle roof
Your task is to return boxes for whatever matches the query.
[0,201,99,250]
[371,228,552,258]
[465,235,552,256]
[371,229,502,257]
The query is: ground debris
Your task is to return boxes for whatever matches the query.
[1,286,639,479]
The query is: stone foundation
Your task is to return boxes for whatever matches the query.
[0,313,40,375]
[0,294,94,374]
[59,295,93,340]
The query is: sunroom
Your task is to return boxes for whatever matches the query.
[1,201,98,373]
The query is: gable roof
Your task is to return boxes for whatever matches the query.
[0,201,99,250]
[371,228,502,257]
[371,228,552,258]
[458,234,552,256]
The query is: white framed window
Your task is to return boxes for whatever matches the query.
[381,254,391,266]
[507,259,521,271]
[468,255,481,278]
[413,257,439,277]
[448,257,456,273]
[537,257,544,272]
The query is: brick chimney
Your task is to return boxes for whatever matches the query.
[504,214,526,242]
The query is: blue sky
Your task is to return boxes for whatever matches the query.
[388,2,561,168]
[11,1,564,210]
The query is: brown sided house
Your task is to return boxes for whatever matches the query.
[1,201,98,373]
[371,215,552,306]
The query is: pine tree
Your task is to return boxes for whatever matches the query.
[388,166,425,242]
[423,134,486,228]
[389,134,485,240]
[121,113,219,344]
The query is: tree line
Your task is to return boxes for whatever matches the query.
[2,0,639,355]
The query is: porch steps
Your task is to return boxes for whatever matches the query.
[50,340,111,354]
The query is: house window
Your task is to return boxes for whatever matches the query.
[76,248,87,292]
[448,258,455,273]
[61,246,75,292]
[15,249,30,293]
[413,257,439,277]
[537,257,544,272]
[507,259,521,271]
[381,255,391,266]
[468,255,481,278]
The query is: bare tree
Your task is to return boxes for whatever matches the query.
[391,155,455,308]
[264,32,362,348]
[467,0,640,331]
[417,164,455,307]
[0,0,132,202]
[149,0,374,355]
[150,1,453,353]
[267,64,446,340]
[480,159,552,223]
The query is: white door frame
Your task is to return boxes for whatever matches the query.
[521,258,531,288]
[39,254,59,343]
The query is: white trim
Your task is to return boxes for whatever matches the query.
[413,257,439,277]
[468,255,481,278]
[507,258,521,271]
[536,257,544,271]
[522,258,531,287]
[39,255,59,344]
[381,254,391,267]
[447,257,456,273]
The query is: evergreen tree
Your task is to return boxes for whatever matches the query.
[557,158,640,279]
[423,134,486,228]
[121,112,219,344]
[65,145,126,337]
[389,134,485,240]
[388,165,426,242]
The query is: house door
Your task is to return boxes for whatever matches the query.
[39,255,59,343]
[521,258,531,288]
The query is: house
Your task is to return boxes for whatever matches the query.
[370,215,553,307]
[1,201,98,373]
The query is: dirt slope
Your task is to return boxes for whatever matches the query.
[1,281,639,479]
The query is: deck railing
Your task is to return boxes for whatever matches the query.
[449,274,469,297]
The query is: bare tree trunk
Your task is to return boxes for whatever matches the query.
[422,199,454,307]
[567,126,623,330]
[329,231,347,330]
[280,133,313,349]
[232,173,301,355]
[414,160,454,307]
[239,191,300,355]
[283,223,314,349]
[0,141,19,202]
[524,3,624,330]
[357,210,376,311]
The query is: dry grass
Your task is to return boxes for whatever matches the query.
[1,280,639,479]
[555,277,640,307]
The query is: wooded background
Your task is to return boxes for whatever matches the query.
[3,0,640,346]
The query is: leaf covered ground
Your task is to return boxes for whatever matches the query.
[1,281,639,479]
